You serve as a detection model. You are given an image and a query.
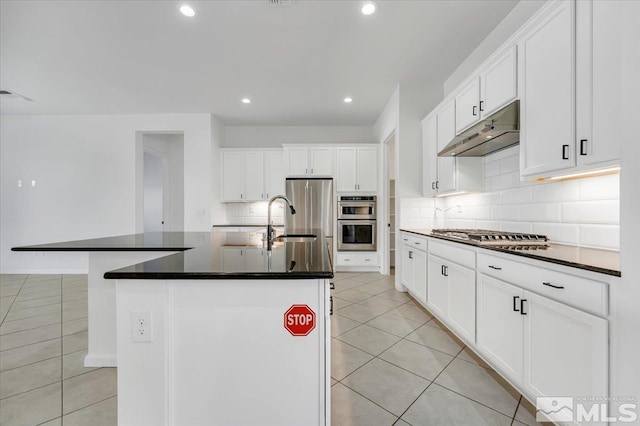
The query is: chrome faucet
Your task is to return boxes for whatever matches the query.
[267,195,296,250]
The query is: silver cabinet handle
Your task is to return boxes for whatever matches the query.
[408,251,413,259]
[305,168,308,174]
[365,259,371,262]
[488,265,502,270]
[261,193,264,199]
[311,168,314,174]
[240,193,243,199]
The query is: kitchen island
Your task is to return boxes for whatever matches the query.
[14,230,333,425]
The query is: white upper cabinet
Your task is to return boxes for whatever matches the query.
[244,151,265,201]
[221,151,245,202]
[422,115,438,197]
[422,99,482,197]
[576,0,621,167]
[286,147,309,176]
[310,148,334,175]
[220,149,283,202]
[356,147,378,192]
[519,0,576,177]
[265,151,284,199]
[455,78,481,133]
[336,148,357,192]
[336,146,378,193]
[283,146,335,176]
[436,100,457,193]
[455,46,517,134]
[480,45,518,117]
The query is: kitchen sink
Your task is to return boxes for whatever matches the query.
[272,234,317,243]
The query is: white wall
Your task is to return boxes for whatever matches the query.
[224,125,375,148]
[443,0,546,97]
[1,114,215,273]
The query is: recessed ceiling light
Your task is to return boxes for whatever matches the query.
[179,4,196,17]
[242,98,251,104]
[361,1,377,15]
[344,97,353,103]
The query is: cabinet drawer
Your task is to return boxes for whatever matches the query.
[337,252,378,266]
[401,233,428,251]
[428,239,476,270]
[478,253,608,316]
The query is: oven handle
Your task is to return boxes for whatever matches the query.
[337,220,377,226]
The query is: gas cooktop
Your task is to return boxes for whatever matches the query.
[430,229,549,247]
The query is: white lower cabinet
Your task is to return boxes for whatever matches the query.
[426,253,475,342]
[477,274,525,382]
[336,252,378,269]
[400,235,427,303]
[477,272,608,420]
[523,290,608,405]
[402,232,611,421]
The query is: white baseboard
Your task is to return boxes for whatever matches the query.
[84,353,117,368]
[335,266,380,272]
[0,269,88,275]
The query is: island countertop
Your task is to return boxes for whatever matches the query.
[13,230,334,280]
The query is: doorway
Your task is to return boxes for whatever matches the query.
[140,133,184,232]
[386,133,396,274]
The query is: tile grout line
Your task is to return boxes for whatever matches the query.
[0,275,28,326]
[59,274,65,423]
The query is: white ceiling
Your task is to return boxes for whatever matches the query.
[0,0,519,125]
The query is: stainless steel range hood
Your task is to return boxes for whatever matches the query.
[438,100,519,157]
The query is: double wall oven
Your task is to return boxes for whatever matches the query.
[337,196,377,251]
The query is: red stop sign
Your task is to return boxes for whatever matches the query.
[284,305,316,336]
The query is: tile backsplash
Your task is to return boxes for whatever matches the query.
[400,146,620,250]
[213,202,285,225]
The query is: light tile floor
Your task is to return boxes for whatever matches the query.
[0,272,545,425]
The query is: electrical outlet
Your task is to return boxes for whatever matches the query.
[131,309,153,342]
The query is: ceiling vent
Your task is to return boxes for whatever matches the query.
[0,90,33,101]
[267,0,295,5]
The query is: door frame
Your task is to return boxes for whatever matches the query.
[380,130,396,276]
[143,146,170,232]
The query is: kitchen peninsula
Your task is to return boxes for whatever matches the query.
[13,230,333,425]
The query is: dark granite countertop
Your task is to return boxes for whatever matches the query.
[12,230,333,280]
[401,229,621,277]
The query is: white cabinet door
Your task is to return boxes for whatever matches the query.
[356,147,378,192]
[412,249,427,305]
[221,151,245,202]
[422,115,438,196]
[244,151,265,201]
[265,151,284,199]
[455,77,481,133]
[401,244,414,293]
[446,262,476,343]
[287,148,309,176]
[519,0,576,177]
[310,148,333,175]
[477,274,524,383]
[221,248,245,272]
[576,0,621,167]
[244,249,265,272]
[427,254,448,318]
[481,46,517,117]
[523,290,608,406]
[336,147,357,192]
[436,101,456,193]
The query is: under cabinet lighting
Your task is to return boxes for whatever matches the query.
[179,4,196,17]
[434,191,468,198]
[547,167,620,181]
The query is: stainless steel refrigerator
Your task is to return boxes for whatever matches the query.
[285,177,334,239]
